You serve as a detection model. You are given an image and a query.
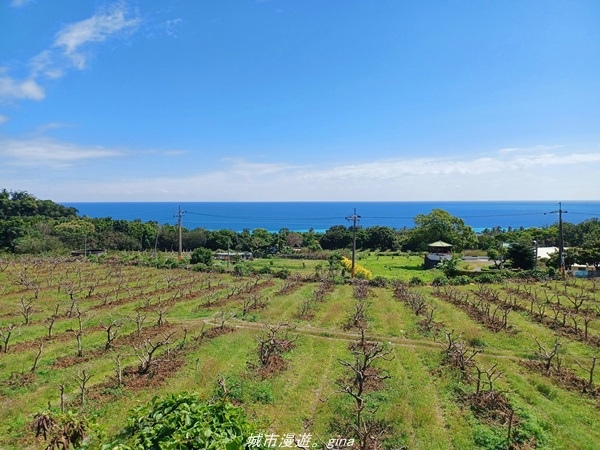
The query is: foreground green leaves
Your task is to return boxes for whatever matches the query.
[104,393,265,450]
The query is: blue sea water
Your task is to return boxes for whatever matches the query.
[60,201,600,233]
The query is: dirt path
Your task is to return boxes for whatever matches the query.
[197,316,524,362]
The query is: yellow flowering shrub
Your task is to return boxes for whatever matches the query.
[340,256,373,280]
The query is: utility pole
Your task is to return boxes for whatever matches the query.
[345,208,361,278]
[547,202,568,279]
[153,224,161,258]
[175,206,186,261]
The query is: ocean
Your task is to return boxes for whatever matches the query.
[60,201,600,233]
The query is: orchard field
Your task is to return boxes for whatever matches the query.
[0,254,599,449]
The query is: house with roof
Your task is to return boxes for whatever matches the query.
[424,240,453,269]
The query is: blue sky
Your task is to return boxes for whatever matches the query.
[1,0,599,201]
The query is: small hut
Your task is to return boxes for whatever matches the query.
[424,241,453,269]
[71,248,106,257]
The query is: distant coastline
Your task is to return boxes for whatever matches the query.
[60,201,600,233]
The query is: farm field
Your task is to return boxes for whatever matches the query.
[238,252,451,283]
[0,255,599,449]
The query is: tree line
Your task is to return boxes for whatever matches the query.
[1,190,599,268]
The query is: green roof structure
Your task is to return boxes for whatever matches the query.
[428,241,453,248]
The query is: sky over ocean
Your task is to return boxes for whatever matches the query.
[2,2,600,202]
[61,201,600,233]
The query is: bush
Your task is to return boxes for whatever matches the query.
[439,255,461,277]
[474,273,502,284]
[106,393,266,449]
[257,266,273,275]
[431,276,448,286]
[369,276,389,287]
[190,247,213,266]
[472,424,505,449]
[524,269,547,281]
[511,410,550,448]
[233,262,251,277]
[449,275,472,286]
[191,263,209,272]
[32,410,93,449]
[468,336,486,348]
[340,256,373,280]
[273,268,291,279]
[409,276,424,286]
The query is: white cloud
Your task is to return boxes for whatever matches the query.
[0,137,122,168]
[307,148,600,182]
[1,2,140,105]
[0,115,9,125]
[54,2,141,69]
[3,143,599,201]
[10,0,33,8]
[29,50,64,79]
[34,122,75,134]
[0,72,45,101]
[223,158,304,176]
[163,150,188,156]
[163,18,183,38]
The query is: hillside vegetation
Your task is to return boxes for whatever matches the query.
[0,255,599,449]
[2,190,599,275]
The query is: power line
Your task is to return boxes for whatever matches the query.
[186,210,555,221]
[567,211,600,217]
[186,211,342,221]
[78,203,600,233]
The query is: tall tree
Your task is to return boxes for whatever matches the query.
[320,225,353,250]
[206,229,238,251]
[360,225,401,251]
[406,209,477,252]
[506,241,536,270]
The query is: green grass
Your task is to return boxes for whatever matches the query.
[358,253,443,282]
[0,256,599,449]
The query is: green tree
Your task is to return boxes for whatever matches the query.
[439,254,462,277]
[206,229,238,251]
[156,224,179,251]
[183,228,209,251]
[127,220,157,250]
[54,219,96,249]
[506,241,535,270]
[406,209,477,252]
[486,246,506,269]
[361,225,401,251]
[96,231,139,251]
[0,189,77,219]
[302,229,322,251]
[327,252,343,277]
[190,247,213,266]
[320,225,352,250]
[285,231,303,249]
[579,237,600,269]
[249,228,273,256]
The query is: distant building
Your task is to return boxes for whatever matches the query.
[213,251,253,261]
[71,248,106,257]
[536,247,559,260]
[424,241,453,269]
[571,264,599,278]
